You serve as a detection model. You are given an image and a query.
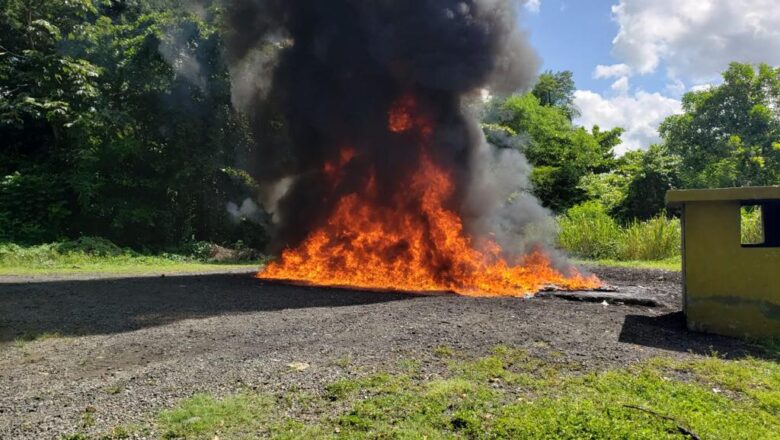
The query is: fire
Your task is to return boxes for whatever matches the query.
[258,95,600,297]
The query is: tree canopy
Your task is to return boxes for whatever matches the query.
[488,62,780,221]
[0,0,263,247]
[660,62,780,189]
[0,0,777,248]
[484,90,619,213]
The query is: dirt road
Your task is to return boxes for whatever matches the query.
[0,267,759,439]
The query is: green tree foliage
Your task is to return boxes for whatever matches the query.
[2,1,778,252]
[660,62,780,188]
[577,63,779,222]
[531,70,580,120]
[0,1,263,247]
[614,145,680,221]
[580,145,680,221]
[485,90,621,212]
[0,0,101,242]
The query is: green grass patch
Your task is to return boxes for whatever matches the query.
[0,238,261,276]
[14,331,63,348]
[104,348,780,440]
[578,256,682,272]
[157,393,277,439]
[558,202,682,262]
[0,261,260,276]
[434,345,455,358]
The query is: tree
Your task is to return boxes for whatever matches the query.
[660,62,780,188]
[531,70,580,120]
[0,1,263,247]
[579,145,680,222]
[484,93,620,212]
[0,0,101,242]
[614,145,680,221]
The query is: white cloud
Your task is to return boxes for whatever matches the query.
[593,63,631,79]
[574,90,682,153]
[665,79,686,96]
[611,0,780,81]
[690,84,714,92]
[610,76,630,95]
[524,0,541,13]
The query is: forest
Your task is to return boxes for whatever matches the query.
[2,0,780,265]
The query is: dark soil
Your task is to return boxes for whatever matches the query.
[0,267,763,439]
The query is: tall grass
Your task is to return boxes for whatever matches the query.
[620,216,681,260]
[740,206,763,244]
[557,202,681,261]
[557,202,621,259]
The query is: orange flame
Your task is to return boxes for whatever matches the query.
[258,95,600,297]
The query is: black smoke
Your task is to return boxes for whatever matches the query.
[225,0,545,254]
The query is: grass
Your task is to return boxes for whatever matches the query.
[0,261,260,276]
[105,383,125,395]
[14,331,63,348]
[557,202,682,262]
[741,206,763,244]
[559,203,767,269]
[91,346,780,440]
[579,256,682,272]
[0,239,261,276]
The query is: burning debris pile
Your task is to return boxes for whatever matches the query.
[226,0,600,296]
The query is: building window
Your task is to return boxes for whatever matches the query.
[741,201,780,247]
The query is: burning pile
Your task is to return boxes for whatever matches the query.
[225,0,600,296]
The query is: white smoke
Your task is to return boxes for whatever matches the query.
[158,27,207,92]
[462,116,557,260]
[228,38,290,111]
[227,198,264,224]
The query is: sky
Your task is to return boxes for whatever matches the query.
[520,0,780,153]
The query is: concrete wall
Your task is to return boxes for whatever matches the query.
[683,201,780,338]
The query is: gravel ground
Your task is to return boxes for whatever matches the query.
[0,267,762,439]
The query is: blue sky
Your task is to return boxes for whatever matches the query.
[517,0,780,152]
[524,1,629,94]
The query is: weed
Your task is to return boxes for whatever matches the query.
[105,383,124,395]
[80,409,96,429]
[434,345,455,358]
[14,331,62,348]
[334,356,351,368]
[396,358,421,373]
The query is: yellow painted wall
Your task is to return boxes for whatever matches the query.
[683,202,780,338]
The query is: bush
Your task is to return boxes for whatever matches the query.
[557,202,681,261]
[557,202,621,259]
[0,171,71,243]
[0,238,132,268]
[741,207,763,244]
[619,215,681,260]
[56,236,127,257]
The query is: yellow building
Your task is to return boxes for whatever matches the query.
[667,186,780,338]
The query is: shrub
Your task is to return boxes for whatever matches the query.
[0,171,71,243]
[56,237,126,257]
[618,215,681,260]
[557,202,621,259]
[740,207,763,244]
[557,202,681,261]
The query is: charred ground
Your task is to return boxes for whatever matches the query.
[0,267,767,438]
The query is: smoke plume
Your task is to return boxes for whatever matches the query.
[225,0,551,257]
